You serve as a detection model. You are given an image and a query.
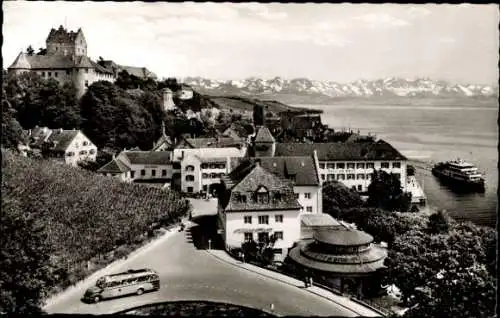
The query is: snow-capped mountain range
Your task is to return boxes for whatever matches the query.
[182,76,498,101]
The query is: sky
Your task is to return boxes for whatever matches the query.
[2,2,499,85]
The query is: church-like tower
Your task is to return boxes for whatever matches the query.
[46,25,87,57]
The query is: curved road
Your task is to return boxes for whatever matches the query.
[44,200,366,316]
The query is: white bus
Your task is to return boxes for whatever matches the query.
[83,268,160,303]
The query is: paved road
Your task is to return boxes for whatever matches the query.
[44,199,367,316]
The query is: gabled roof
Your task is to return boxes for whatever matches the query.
[45,130,80,152]
[46,26,83,44]
[8,53,112,73]
[314,228,374,246]
[275,140,407,161]
[181,137,245,149]
[97,158,130,173]
[254,126,275,143]
[119,65,157,79]
[152,134,174,151]
[230,156,320,186]
[8,52,31,69]
[120,151,172,165]
[221,162,301,212]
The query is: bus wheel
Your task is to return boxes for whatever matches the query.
[93,295,101,303]
[136,288,144,295]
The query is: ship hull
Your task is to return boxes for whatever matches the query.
[432,168,486,193]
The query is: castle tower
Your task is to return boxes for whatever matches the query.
[162,88,176,111]
[46,25,87,57]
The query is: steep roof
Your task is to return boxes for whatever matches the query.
[230,156,320,186]
[8,53,112,73]
[120,151,172,165]
[254,126,275,143]
[8,52,31,69]
[97,158,130,173]
[45,130,80,152]
[46,26,83,44]
[275,140,407,161]
[152,134,174,151]
[221,162,301,212]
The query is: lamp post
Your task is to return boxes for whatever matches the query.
[208,239,211,250]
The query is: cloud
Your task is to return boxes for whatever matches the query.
[236,3,288,21]
[406,6,431,18]
[353,13,410,28]
[439,36,456,43]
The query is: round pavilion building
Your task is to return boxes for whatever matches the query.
[288,226,387,297]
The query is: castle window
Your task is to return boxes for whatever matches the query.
[41,71,45,76]
[66,70,70,75]
[85,68,89,73]
[48,72,52,77]
[85,80,89,87]
[54,72,58,77]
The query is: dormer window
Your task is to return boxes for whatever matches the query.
[255,186,269,204]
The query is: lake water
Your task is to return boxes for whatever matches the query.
[294,103,498,227]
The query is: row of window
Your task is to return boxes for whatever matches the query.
[131,169,168,178]
[319,162,401,170]
[201,163,226,169]
[321,173,401,181]
[66,149,95,156]
[295,193,312,199]
[244,231,283,242]
[40,70,70,77]
[202,173,225,179]
[244,214,283,224]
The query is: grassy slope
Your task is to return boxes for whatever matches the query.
[206,95,323,114]
[2,149,190,293]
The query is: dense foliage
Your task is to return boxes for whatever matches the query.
[1,149,190,311]
[384,220,496,318]
[0,196,55,314]
[322,181,363,218]
[1,87,27,149]
[321,178,496,317]
[3,72,80,130]
[367,170,411,212]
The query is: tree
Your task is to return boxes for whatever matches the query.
[383,222,496,318]
[322,181,363,219]
[367,170,411,212]
[427,209,451,234]
[37,48,47,56]
[0,196,55,314]
[1,88,27,149]
[26,45,35,56]
[253,104,264,126]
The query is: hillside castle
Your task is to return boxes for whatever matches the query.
[8,25,157,97]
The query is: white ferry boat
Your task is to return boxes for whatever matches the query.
[431,159,485,193]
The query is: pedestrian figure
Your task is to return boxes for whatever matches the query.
[304,275,309,288]
[309,276,313,287]
[241,252,245,263]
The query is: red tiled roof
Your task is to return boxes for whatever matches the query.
[8,53,113,74]
[183,137,245,149]
[275,140,407,161]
